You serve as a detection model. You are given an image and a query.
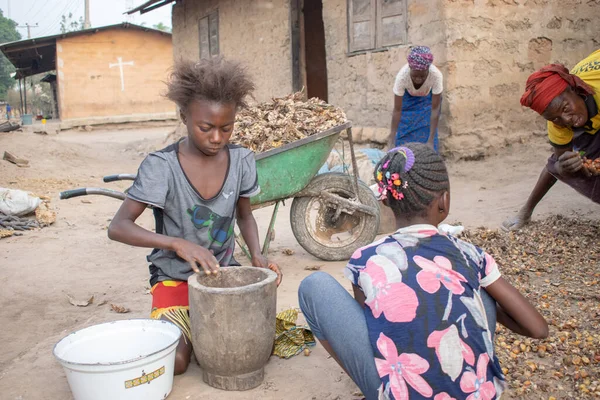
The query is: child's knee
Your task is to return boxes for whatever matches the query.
[299,271,335,299]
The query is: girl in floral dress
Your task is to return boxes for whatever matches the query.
[298,143,548,400]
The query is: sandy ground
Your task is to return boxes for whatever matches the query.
[0,126,597,400]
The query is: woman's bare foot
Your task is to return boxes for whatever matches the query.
[502,209,532,231]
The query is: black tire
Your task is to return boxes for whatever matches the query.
[290,172,380,261]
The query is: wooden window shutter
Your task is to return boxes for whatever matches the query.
[199,10,219,59]
[208,10,219,57]
[348,0,376,52]
[199,16,210,59]
[376,0,407,47]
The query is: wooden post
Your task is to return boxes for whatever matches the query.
[84,0,91,29]
[23,76,27,115]
[18,78,23,116]
[290,0,302,93]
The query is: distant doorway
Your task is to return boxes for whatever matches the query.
[291,0,328,101]
[302,0,328,101]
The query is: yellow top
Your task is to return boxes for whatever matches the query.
[547,49,600,146]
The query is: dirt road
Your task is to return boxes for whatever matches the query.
[0,127,597,400]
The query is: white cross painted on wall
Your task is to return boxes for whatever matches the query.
[109,57,134,91]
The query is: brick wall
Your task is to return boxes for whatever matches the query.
[169,0,600,157]
[56,28,174,120]
[171,0,293,102]
[322,0,446,146]
[443,0,599,158]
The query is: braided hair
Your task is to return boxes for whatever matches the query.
[374,143,449,218]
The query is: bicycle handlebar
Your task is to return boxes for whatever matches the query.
[103,174,136,183]
[59,188,127,201]
[59,188,88,200]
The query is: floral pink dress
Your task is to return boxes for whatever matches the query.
[344,225,506,400]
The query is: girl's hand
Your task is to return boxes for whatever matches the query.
[556,151,588,176]
[252,254,283,286]
[268,263,283,287]
[426,138,435,150]
[387,134,396,150]
[171,238,220,275]
[251,254,269,269]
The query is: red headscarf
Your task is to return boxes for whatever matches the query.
[520,64,594,114]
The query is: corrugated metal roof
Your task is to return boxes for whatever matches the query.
[0,22,170,49]
[0,23,171,78]
[126,0,176,15]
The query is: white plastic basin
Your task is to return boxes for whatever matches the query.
[53,319,181,400]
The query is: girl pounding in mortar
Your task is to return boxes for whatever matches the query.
[299,143,547,399]
[108,58,282,374]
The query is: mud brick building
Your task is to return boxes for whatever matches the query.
[0,23,175,126]
[130,0,600,158]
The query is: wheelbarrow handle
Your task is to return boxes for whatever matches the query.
[59,188,88,199]
[59,188,127,201]
[103,174,136,183]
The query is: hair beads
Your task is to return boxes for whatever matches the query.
[374,143,449,218]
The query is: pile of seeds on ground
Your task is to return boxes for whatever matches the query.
[464,215,600,399]
[232,92,347,153]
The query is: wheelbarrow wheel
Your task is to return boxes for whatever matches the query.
[290,172,380,261]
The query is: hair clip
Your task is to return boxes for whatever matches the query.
[396,147,415,173]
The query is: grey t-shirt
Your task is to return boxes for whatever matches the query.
[127,141,260,285]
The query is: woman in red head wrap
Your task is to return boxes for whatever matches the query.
[503,51,600,231]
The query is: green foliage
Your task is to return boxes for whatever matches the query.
[60,13,84,33]
[0,9,21,101]
[152,22,171,32]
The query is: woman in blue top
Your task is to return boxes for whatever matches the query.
[299,143,548,399]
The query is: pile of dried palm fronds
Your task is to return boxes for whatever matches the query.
[232,92,347,153]
[166,92,347,153]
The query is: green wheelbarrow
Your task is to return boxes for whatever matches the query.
[59,121,380,261]
[245,121,380,261]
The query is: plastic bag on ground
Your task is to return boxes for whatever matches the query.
[0,188,41,216]
[439,224,465,237]
[318,148,385,185]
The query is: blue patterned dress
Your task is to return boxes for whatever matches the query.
[345,225,506,399]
